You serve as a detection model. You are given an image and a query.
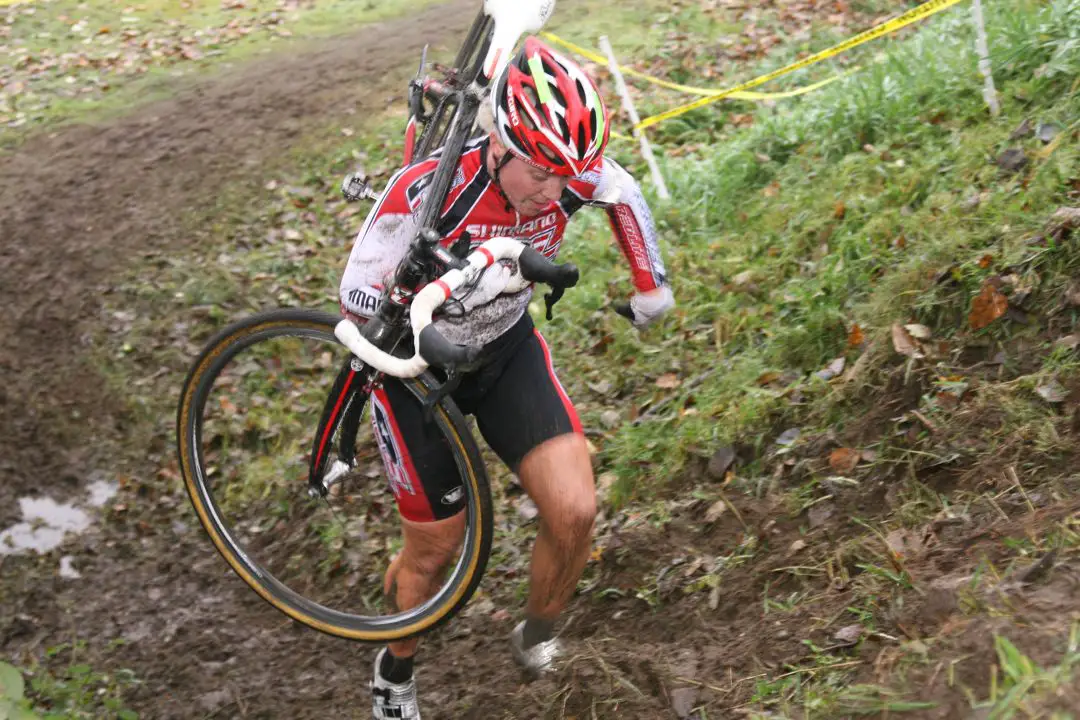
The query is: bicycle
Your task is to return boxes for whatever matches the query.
[176,0,577,643]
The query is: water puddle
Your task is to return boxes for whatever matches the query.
[0,479,118,556]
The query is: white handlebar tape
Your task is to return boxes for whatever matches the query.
[335,237,528,377]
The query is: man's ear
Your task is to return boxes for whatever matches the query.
[488,133,507,160]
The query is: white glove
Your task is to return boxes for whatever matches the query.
[626,285,675,327]
[454,261,515,312]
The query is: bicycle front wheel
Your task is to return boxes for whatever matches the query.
[176,308,492,641]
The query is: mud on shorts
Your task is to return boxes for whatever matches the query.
[369,313,582,522]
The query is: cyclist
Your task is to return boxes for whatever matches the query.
[339,37,674,720]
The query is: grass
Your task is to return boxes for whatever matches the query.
[552,0,1080,501]
[0,0,442,141]
[977,625,1080,719]
[2,641,140,719]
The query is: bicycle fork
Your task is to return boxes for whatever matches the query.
[307,358,372,498]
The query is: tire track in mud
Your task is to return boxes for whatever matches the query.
[0,0,475,510]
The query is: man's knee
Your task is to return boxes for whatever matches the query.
[546,497,596,548]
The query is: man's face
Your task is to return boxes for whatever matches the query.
[495,151,570,217]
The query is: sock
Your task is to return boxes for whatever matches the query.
[521,617,555,649]
[379,648,415,683]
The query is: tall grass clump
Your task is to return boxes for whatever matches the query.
[551,0,1080,500]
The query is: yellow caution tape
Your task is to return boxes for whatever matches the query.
[633,0,967,131]
[541,31,848,100]
[547,0,966,131]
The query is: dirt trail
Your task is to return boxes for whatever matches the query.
[0,0,475,517]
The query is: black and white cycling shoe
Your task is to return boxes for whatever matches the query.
[510,620,562,676]
[371,648,421,720]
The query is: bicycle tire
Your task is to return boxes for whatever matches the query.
[176,308,493,641]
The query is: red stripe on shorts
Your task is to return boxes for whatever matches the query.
[533,329,583,434]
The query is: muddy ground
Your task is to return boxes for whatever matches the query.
[2,1,1079,718]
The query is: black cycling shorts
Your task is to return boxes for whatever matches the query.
[369,314,582,522]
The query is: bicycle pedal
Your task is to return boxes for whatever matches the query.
[341,172,379,203]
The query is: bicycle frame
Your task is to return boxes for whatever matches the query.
[307,0,558,496]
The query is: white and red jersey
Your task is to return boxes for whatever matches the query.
[340,137,668,346]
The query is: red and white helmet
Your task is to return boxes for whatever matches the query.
[491,37,610,177]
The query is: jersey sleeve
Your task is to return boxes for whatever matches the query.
[567,156,668,292]
[338,163,433,318]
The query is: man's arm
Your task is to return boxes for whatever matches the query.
[571,157,675,327]
[339,165,431,320]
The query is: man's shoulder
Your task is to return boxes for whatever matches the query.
[372,157,441,216]
[382,137,488,214]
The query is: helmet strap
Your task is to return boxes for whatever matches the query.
[491,146,516,212]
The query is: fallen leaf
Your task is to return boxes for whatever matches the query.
[834,201,846,220]
[1009,118,1032,140]
[599,409,621,429]
[815,357,846,381]
[969,283,1008,330]
[704,499,728,523]
[832,624,864,646]
[1047,207,1080,241]
[707,447,736,480]
[847,323,865,348]
[1065,283,1080,307]
[775,428,801,446]
[828,448,860,474]
[891,323,922,358]
[655,373,681,389]
[885,528,923,557]
[1036,379,1067,404]
[808,502,834,528]
[1054,334,1080,351]
[904,323,932,340]
[671,687,698,720]
[596,472,618,502]
[978,254,994,269]
[1036,122,1061,144]
[788,539,807,556]
[996,148,1028,173]
[756,371,781,386]
[731,270,755,287]
[587,379,614,395]
[516,496,538,521]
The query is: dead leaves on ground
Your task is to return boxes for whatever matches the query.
[891,323,925,358]
[969,281,1009,330]
[827,447,860,474]
[1,0,310,126]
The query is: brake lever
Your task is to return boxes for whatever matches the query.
[544,286,566,321]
